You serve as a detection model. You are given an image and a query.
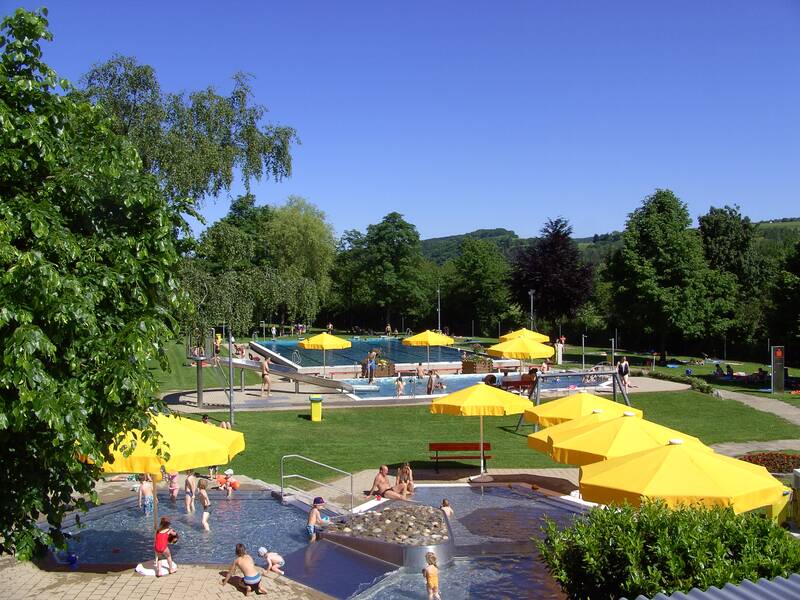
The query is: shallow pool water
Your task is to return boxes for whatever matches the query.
[352,554,565,599]
[62,491,308,565]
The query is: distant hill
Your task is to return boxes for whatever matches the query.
[420,228,532,264]
[420,218,800,266]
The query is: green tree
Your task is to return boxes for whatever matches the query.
[79,55,297,203]
[448,239,511,335]
[362,212,429,324]
[767,240,800,355]
[699,205,775,346]
[512,218,594,325]
[608,190,736,351]
[0,9,184,557]
[197,221,255,272]
[264,196,335,299]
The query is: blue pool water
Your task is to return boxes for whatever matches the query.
[352,555,564,599]
[62,491,308,565]
[346,372,611,399]
[352,485,581,599]
[256,337,464,367]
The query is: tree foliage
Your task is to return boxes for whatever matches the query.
[607,190,737,349]
[512,218,594,325]
[445,238,510,335]
[0,9,184,557]
[78,55,297,203]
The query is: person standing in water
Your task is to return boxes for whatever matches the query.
[422,552,442,600]
[138,474,154,515]
[184,471,197,513]
[198,478,212,531]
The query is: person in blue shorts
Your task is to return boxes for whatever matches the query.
[306,497,326,542]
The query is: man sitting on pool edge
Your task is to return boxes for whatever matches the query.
[365,465,409,500]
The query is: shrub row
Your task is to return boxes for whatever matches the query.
[538,500,800,600]
[635,369,714,394]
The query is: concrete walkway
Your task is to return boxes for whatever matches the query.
[715,388,800,427]
[710,439,800,457]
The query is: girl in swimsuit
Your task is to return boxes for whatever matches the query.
[198,479,211,531]
[422,552,442,600]
[397,462,414,494]
[153,517,177,577]
[167,471,179,501]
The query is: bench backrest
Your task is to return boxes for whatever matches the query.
[429,442,491,451]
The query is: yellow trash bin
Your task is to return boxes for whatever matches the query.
[310,395,323,422]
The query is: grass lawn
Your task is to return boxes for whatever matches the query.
[197,390,800,486]
[155,341,264,393]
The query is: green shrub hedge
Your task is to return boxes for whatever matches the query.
[538,500,800,600]
[636,369,714,394]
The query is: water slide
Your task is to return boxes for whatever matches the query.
[214,344,354,394]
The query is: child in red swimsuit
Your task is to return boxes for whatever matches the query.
[154,517,178,576]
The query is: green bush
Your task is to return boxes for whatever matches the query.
[538,500,800,600]
[638,369,714,394]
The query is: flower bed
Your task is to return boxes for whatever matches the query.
[738,451,800,474]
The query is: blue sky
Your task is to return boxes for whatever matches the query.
[6,1,800,239]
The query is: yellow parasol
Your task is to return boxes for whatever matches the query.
[500,328,550,343]
[549,413,708,466]
[431,383,532,472]
[527,409,618,453]
[99,413,245,530]
[524,392,643,427]
[580,439,787,513]
[487,337,554,374]
[403,330,455,371]
[298,332,352,378]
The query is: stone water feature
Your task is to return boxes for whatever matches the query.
[324,501,454,568]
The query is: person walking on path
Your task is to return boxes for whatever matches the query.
[617,356,631,389]
[260,356,271,397]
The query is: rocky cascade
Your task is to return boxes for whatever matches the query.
[328,502,449,546]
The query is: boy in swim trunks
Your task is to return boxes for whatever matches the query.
[221,543,267,595]
[137,475,154,515]
[198,478,211,531]
[257,546,285,575]
[184,471,196,513]
[306,497,326,542]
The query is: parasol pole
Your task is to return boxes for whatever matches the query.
[427,346,431,374]
[323,349,327,379]
[479,415,485,473]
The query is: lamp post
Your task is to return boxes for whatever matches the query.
[260,320,266,339]
[581,334,587,370]
[528,289,534,331]
[228,326,235,426]
[437,286,441,332]
[610,337,615,370]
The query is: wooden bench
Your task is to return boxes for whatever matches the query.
[429,442,492,472]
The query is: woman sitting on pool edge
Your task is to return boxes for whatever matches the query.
[397,462,415,494]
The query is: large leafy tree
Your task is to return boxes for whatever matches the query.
[264,196,336,300]
[767,240,800,356]
[362,212,430,324]
[512,218,594,325]
[78,55,297,203]
[699,205,774,345]
[607,190,736,351]
[446,239,511,335]
[0,9,184,557]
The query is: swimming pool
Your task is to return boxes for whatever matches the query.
[346,372,612,399]
[256,337,465,367]
[352,485,582,599]
[60,490,309,565]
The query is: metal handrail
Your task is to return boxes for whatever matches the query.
[280,454,354,512]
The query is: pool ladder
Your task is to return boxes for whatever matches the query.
[280,454,355,512]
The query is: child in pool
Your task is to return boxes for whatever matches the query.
[153,517,177,577]
[198,479,211,531]
[440,498,454,519]
[422,552,442,600]
[257,546,285,575]
[138,474,154,515]
[184,471,196,513]
[306,497,326,542]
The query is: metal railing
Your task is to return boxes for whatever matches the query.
[280,454,355,512]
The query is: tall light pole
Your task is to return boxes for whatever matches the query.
[228,323,235,426]
[528,289,534,331]
[260,320,266,340]
[437,285,441,332]
[610,337,616,370]
[581,334,587,370]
